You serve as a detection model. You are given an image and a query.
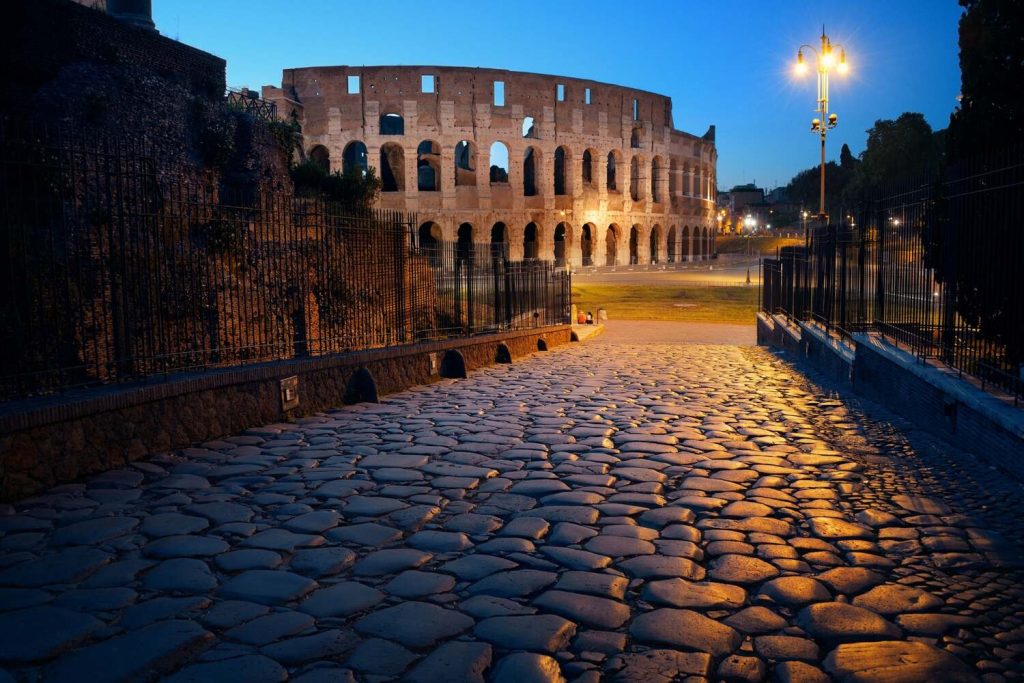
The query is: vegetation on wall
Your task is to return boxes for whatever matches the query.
[289,160,382,209]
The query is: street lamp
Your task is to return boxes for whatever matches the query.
[794,27,848,223]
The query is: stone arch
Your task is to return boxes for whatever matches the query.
[454,140,476,186]
[605,224,621,266]
[439,350,467,379]
[695,226,704,260]
[489,141,509,183]
[607,150,621,192]
[495,343,512,363]
[581,223,595,266]
[417,140,441,192]
[418,221,443,250]
[457,223,474,260]
[630,126,642,149]
[669,159,679,197]
[523,222,540,259]
[554,146,571,196]
[379,142,405,192]
[309,144,330,172]
[343,141,368,175]
[582,149,596,187]
[554,222,569,266]
[537,338,549,352]
[629,225,640,264]
[523,147,540,196]
[379,113,404,135]
[667,225,677,263]
[491,222,508,258]
[682,225,692,261]
[649,224,662,264]
[345,367,378,404]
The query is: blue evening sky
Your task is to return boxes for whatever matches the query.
[153,0,963,191]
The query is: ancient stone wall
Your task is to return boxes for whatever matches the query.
[264,66,719,265]
[0,325,571,500]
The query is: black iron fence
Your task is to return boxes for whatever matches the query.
[225,88,278,123]
[761,148,1024,402]
[0,123,570,401]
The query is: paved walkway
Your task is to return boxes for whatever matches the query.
[599,320,756,345]
[1,340,1023,682]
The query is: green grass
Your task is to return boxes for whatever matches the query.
[716,235,804,255]
[573,284,758,324]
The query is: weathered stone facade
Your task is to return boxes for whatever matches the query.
[264,66,718,264]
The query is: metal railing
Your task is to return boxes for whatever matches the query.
[760,147,1024,402]
[226,88,278,123]
[0,122,570,401]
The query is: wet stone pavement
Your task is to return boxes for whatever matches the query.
[2,341,1024,682]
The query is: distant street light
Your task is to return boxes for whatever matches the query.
[794,28,849,223]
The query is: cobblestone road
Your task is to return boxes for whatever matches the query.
[2,339,1023,682]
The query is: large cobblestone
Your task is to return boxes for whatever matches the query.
[0,340,1022,681]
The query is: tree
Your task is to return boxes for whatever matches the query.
[947,0,1024,158]
[290,160,381,209]
[857,113,941,191]
[941,0,1024,366]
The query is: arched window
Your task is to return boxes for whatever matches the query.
[489,142,509,183]
[554,147,567,196]
[380,113,404,135]
[581,223,594,266]
[554,223,567,266]
[379,143,404,192]
[682,225,691,261]
[418,222,442,264]
[669,159,679,197]
[667,226,677,263]
[343,141,368,176]
[454,140,476,186]
[491,222,508,258]
[605,225,619,266]
[523,147,538,196]
[582,150,593,186]
[522,116,537,138]
[309,145,330,172]
[417,140,440,192]
[629,225,640,264]
[649,225,660,264]
[607,151,619,192]
[524,222,539,259]
[630,128,641,148]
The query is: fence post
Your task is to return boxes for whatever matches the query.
[875,201,886,325]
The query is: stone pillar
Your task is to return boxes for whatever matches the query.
[656,161,670,205]
[598,155,609,198]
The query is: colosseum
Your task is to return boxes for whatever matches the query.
[263,66,718,265]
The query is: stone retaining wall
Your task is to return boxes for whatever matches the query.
[757,312,1024,479]
[0,326,571,500]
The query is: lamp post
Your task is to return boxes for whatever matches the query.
[795,28,848,223]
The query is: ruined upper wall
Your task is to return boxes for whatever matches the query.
[267,65,713,151]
